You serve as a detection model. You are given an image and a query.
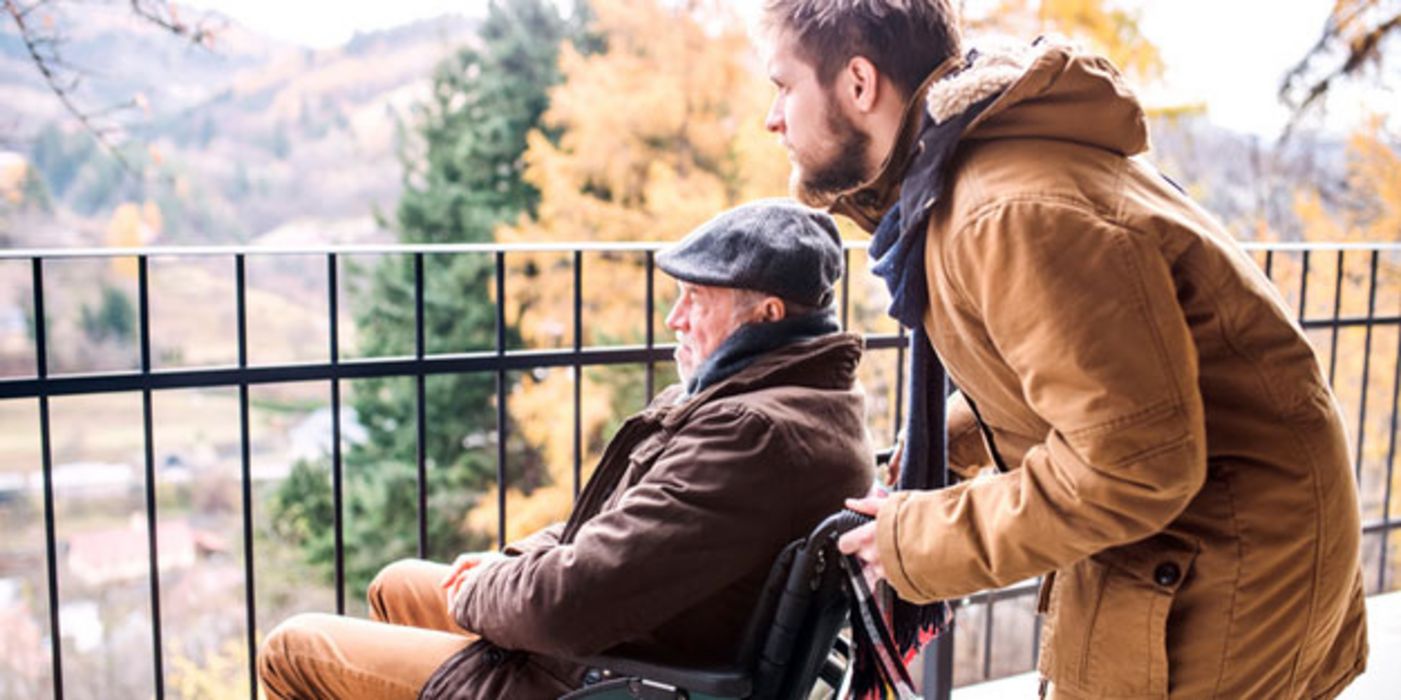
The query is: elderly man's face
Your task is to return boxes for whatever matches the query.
[665,282,758,382]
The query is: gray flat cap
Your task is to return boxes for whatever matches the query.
[657,199,842,308]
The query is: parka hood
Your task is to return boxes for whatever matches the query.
[831,39,1150,231]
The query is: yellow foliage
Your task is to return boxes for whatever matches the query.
[476,0,796,537]
[968,0,1163,81]
[1294,116,1401,244]
[0,156,28,205]
[168,638,254,700]
[502,0,787,340]
[105,201,163,278]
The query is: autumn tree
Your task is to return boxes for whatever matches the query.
[459,0,791,541]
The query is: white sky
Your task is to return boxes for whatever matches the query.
[1134,0,1338,136]
[178,0,1344,138]
[177,0,493,47]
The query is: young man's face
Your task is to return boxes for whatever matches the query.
[665,282,751,382]
[764,31,873,205]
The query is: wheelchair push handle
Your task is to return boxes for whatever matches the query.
[809,509,873,545]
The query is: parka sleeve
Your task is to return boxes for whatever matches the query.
[877,201,1207,602]
[503,523,564,556]
[452,406,798,658]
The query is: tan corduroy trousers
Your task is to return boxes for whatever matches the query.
[258,559,476,699]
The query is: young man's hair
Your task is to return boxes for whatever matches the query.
[762,0,962,99]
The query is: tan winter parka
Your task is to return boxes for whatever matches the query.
[831,42,1368,699]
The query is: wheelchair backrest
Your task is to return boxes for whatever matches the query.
[740,511,867,699]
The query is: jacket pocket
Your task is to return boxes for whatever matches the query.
[1042,540,1198,699]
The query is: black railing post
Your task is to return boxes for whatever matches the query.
[645,251,656,403]
[1383,278,1401,592]
[574,251,583,500]
[1355,251,1380,483]
[415,253,429,558]
[1327,251,1345,385]
[235,254,258,700]
[328,254,345,614]
[1299,249,1312,327]
[894,324,906,445]
[137,256,166,699]
[32,257,64,700]
[923,369,955,700]
[495,251,508,550]
[841,248,851,331]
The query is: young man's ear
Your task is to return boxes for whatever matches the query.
[844,56,882,113]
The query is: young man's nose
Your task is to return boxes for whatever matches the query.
[765,97,784,134]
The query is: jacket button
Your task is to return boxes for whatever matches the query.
[1154,562,1181,587]
[484,648,504,665]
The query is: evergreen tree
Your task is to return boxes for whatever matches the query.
[269,0,575,597]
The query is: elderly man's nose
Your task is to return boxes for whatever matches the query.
[665,302,685,330]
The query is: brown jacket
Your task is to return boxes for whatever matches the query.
[832,42,1368,698]
[419,333,873,699]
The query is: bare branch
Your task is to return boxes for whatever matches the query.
[127,0,221,49]
[4,0,135,171]
[1280,1,1401,140]
[3,0,225,178]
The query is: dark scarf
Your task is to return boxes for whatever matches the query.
[858,66,1007,693]
[685,310,841,396]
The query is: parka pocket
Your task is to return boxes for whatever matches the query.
[1042,541,1197,699]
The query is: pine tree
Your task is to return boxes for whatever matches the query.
[269,0,574,597]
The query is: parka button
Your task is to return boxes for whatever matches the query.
[1154,562,1181,587]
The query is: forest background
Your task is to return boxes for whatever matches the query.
[1,0,1398,698]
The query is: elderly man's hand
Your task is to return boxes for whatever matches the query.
[837,492,889,587]
[440,551,507,606]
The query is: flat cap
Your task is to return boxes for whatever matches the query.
[657,199,843,308]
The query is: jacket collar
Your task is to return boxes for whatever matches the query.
[659,332,864,430]
[828,57,963,232]
[829,40,1147,232]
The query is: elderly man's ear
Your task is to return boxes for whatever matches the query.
[759,297,787,322]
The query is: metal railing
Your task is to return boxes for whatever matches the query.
[0,241,1397,699]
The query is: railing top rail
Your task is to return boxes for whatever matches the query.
[1,239,1398,260]
[0,242,674,259]
[1237,241,1401,252]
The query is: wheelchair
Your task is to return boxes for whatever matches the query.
[560,510,871,700]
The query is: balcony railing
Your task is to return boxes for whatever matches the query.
[0,241,1396,700]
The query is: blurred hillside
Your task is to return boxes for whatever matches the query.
[0,5,479,248]
[0,3,1365,255]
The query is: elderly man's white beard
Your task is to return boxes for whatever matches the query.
[674,332,696,384]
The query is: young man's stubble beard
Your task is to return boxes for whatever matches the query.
[791,90,873,208]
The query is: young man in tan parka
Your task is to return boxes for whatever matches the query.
[757,1,1368,698]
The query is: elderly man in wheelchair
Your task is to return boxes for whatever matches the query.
[257,200,875,700]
